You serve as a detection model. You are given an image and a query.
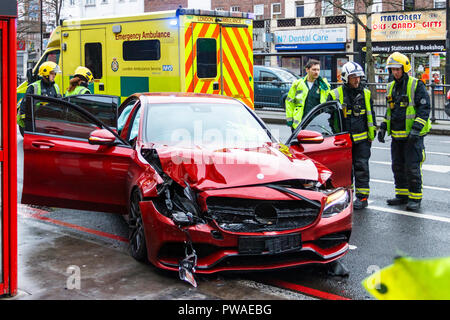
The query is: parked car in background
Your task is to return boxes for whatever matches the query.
[254,66,299,108]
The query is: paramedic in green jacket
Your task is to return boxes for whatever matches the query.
[285,59,331,132]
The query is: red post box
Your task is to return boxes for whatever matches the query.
[0,0,17,297]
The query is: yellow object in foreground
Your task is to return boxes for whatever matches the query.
[362,256,450,300]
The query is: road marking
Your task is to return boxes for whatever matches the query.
[263,279,351,300]
[19,205,130,243]
[371,178,450,192]
[371,161,450,174]
[369,205,450,224]
[372,146,450,157]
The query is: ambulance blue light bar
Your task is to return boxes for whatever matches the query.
[176,8,255,20]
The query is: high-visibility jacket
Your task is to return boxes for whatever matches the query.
[285,76,330,129]
[30,80,61,96]
[385,76,431,139]
[329,86,376,142]
[65,85,91,96]
[17,80,61,127]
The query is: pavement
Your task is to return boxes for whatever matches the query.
[255,109,450,136]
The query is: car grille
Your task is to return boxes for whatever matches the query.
[206,197,321,232]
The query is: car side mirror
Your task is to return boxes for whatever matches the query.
[88,129,116,146]
[297,130,324,144]
[27,68,37,84]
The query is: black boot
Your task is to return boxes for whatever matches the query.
[386,197,408,206]
[406,199,421,211]
[354,198,368,210]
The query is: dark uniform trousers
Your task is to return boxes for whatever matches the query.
[391,136,426,200]
[353,140,371,199]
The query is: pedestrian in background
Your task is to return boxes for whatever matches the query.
[65,66,94,96]
[378,52,431,211]
[285,59,330,132]
[328,62,376,210]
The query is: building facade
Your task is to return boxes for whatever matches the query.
[60,0,145,20]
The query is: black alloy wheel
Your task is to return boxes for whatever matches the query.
[129,189,148,262]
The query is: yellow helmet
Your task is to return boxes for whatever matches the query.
[386,52,411,73]
[38,61,61,78]
[74,66,94,83]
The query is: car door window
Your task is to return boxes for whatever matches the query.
[260,71,278,82]
[300,104,342,136]
[27,95,115,140]
[65,95,119,129]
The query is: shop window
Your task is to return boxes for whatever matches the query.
[272,3,281,15]
[434,0,446,8]
[123,40,160,61]
[322,0,333,16]
[403,0,414,10]
[342,0,354,13]
[196,38,217,79]
[372,0,382,12]
[296,1,304,18]
[85,43,102,79]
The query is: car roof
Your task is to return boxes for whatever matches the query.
[254,65,299,77]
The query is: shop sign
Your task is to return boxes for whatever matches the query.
[357,10,446,42]
[359,40,446,53]
[274,27,346,45]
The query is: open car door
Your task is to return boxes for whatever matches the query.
[287,101,352,188]
[21,94,133,214]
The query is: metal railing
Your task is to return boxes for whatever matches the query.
[255,81,450,122]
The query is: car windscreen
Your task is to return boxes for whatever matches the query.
[144,102,273,148]
[275,69,298,82]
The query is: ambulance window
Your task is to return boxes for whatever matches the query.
[85,43,103,79]
[123,40,160,61]
[197,38,217,78]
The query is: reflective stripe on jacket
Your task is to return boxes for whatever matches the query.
[31,80,61,96]
[329,86,375,142]
[65,85,91,96]
[385,77,431,138]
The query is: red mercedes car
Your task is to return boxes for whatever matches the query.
[21,93,353,280]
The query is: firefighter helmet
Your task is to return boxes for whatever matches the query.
[341,62,365,84]
[38,61,61,78]
[74,66,94,83]
[386,52,411,73]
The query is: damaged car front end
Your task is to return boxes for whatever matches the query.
[137,141,352,286]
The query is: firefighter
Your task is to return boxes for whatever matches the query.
[328,62,376,210]
[285,59,330,132]
[18,61,62,133]
[377,52,431,211]
[64,66,94,96]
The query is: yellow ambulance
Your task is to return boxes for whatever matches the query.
[17,8,254,108]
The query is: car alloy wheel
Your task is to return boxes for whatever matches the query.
[129,189,148,262]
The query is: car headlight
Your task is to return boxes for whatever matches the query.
[322,189,351,218]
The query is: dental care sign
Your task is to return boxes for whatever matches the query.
[274,27,347,45]
[357,10,446,42]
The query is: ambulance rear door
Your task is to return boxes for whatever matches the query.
[184,17,254,108]
[61,30,81,93]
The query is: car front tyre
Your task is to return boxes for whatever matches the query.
[129,189,148,262]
